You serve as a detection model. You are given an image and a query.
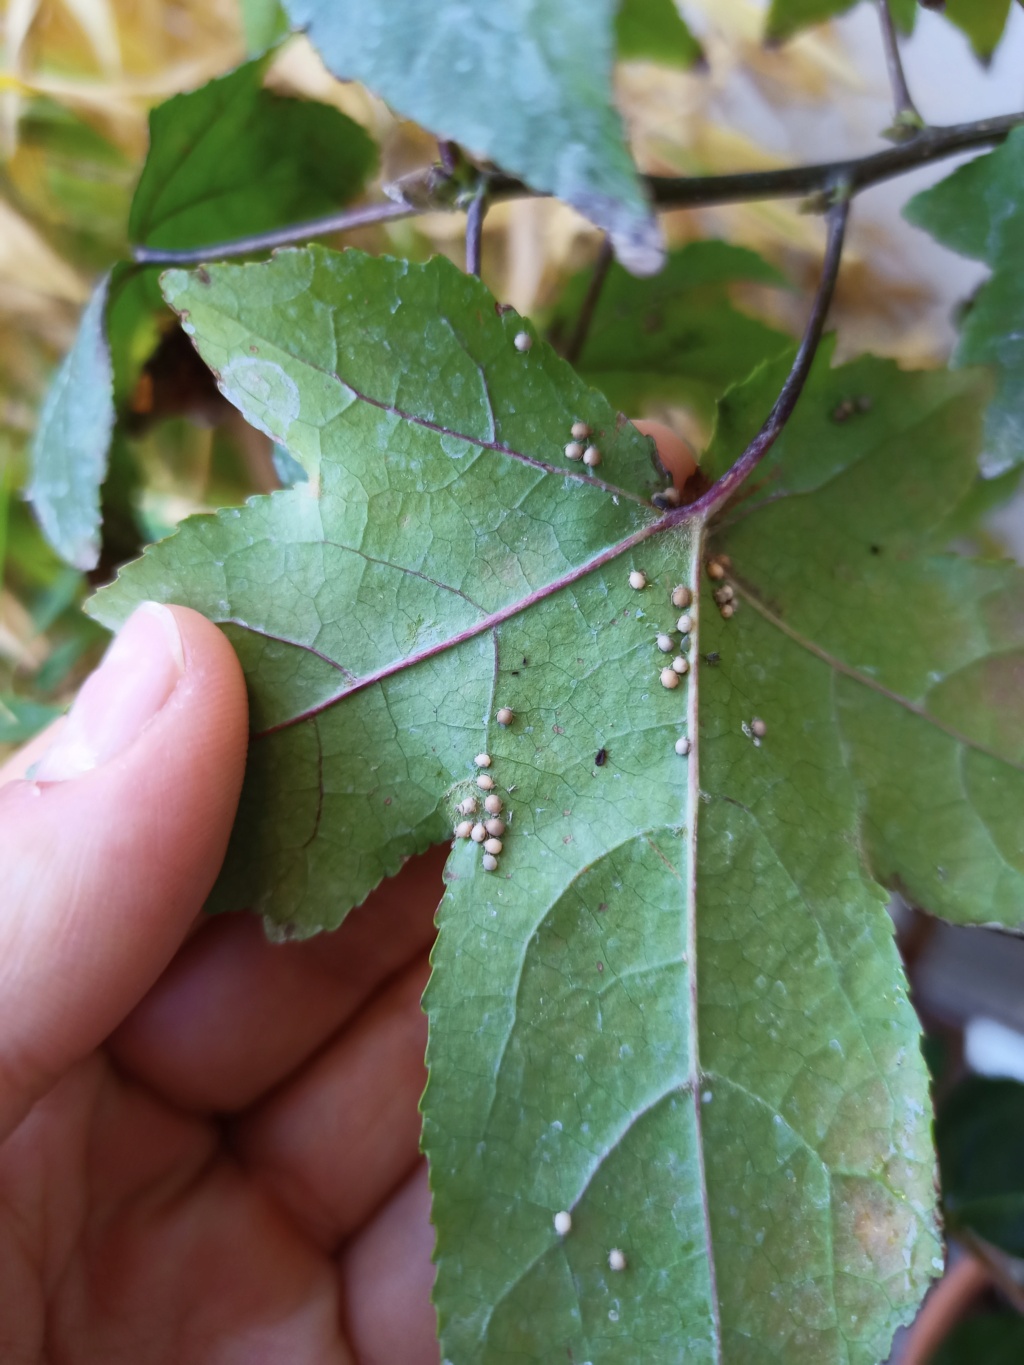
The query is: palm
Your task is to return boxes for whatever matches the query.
[0,850,444,1365]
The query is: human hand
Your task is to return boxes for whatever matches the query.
[0,420,692,1362]
[0,602,442,1363]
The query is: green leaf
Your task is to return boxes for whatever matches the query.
[937,1075,1024,1257]
[27,273,115,571]
[764,0,922,41]
[80,244,1020,1360]
[615,0,703,67]
[705,345,1024,927]
[278,0,663,274]
[933,1315,1024,1365]
[889,0,917,34]
[238,0,290,54]
[942,0,1013,60]
[764,0,854,44]
[549,240,790,422]
[905,127,1024,476]
[129,58,377,251]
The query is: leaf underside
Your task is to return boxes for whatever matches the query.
[27,272,114,571]
[276,0,663,275]
[89,246,1024,1362]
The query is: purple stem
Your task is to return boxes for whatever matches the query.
[465,186,486,277]
[563,236,613,366]
[878,0,922,128]
[679,195,850,525]
[131,113,1021,267]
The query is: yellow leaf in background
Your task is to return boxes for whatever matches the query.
[1,0,41,153]
[0,200,86,303]
[58,0,121,75]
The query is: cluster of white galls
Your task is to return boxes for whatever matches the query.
[563,419,602,469]
[453,708,515,871]
[707,554,737,619]
[628,571,693,757]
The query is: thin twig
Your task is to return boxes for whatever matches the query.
[877,0,922,132]
[132,200,417,266]
[563,236,613,366]
[681,193,851,523]
[130,112,1023,268]
[648,112,1023,208]
[465,184,486,277]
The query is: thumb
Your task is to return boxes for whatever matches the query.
[0,603,248,1136]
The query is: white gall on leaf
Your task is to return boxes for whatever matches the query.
[582,445,602,468]
[564,441,584,461]
[484,817,506,836]
[629,570,647,591]
[608,1248,627,1272]
[455,821,473,839]
[571,421,590,440]
[751,717,767,738]
[660,667,680,690]
[482,853,499,872]
[671,585,692,609]
[483,837,503,855]
[470,823,486,843]
[458,797,478,816]
[553,1210,572,1236]
[513,331,532,352]
[474,753,491,768]
[656,633,673,653]
[672,656,689,675]
[707,558,726,580]
[675,736,691,756]
[496,707,514,726]
[484,793,503,814]
[477,774,496,791]
[677,613,693,634]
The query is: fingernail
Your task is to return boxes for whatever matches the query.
[33,603,185,782]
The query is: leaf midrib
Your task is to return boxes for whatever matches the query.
[246,508,678,738]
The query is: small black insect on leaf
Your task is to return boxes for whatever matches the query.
[595,748,607,766]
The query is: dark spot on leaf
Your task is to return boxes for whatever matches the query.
[643,309,663,333]
[494,301,514,316]
[384,796,392,806]
[704,651,721,666]
[522,656,529,666]
[195,267,211,285]
[596,961,604,973]
[553,724,564,735]
[595,748,607,766]
[249,345,259,354]
[597,902,608,913]
[870,545,881,555]
[509,670,520,676]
